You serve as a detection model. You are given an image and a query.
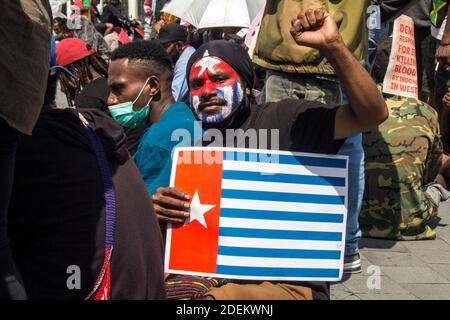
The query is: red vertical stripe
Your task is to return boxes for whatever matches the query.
[169,150,223,274]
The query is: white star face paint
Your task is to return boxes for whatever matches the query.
[195,56,221,77]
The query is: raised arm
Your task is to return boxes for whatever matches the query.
[290,8,388,139]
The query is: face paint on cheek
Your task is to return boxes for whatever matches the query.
[216,86,232,119]
[233,81,244,109]
[195,81,243,123]
[218,81,243,119]
[191,95,200,113]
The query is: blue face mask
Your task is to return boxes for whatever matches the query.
[109,78,153,129]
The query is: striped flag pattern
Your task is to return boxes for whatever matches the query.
[166,148,348,282]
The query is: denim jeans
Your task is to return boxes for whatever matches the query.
[264,70,364,256]
[338,134,364,255]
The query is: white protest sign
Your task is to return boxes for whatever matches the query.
[383,15,418,99]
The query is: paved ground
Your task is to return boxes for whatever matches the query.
[331,200,450,300]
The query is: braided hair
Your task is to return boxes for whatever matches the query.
[59,52,109,107]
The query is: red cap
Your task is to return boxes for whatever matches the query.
[56,38,96,67]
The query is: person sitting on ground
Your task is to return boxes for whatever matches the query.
[7,73,166,300]
[360,37,450,241]
[153,8,388,300]
[107,40,201,199]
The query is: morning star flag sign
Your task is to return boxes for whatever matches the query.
[165,147,349,282]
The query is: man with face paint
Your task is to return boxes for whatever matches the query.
[189,54,244,124]
[153,9,388,300]
[108,40,199,199]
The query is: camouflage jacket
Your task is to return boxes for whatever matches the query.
[360,95,443,240]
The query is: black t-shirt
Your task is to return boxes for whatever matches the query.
[204,99,344,154]
[202,100,345,300]
[7,109,166,299]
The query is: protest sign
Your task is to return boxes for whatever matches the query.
[165,147,349,282]
[383,15,418,99]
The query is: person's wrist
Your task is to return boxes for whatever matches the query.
[321,36,345,58]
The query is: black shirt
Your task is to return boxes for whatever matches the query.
[203,99,345,300]
[204,99,344,154]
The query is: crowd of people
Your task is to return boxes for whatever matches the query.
[1,0,450,300]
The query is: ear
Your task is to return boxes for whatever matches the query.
[146,75,161,97]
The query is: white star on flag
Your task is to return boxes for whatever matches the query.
[194,56,221,76]
[187,190,215,228]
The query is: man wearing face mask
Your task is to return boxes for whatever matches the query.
[157,24,196,107]
[108,40,200,199]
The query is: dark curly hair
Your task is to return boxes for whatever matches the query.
[111,40,173,81]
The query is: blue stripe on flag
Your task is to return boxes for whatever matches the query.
[219,227,342,241]
[216,265,340,278]
[220,208,344,223]
[222,170,346,187]
[218,246,341,260]
[221,189,345,205]
[224,151,347,169]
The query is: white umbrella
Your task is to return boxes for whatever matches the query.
[161,0,266,29]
